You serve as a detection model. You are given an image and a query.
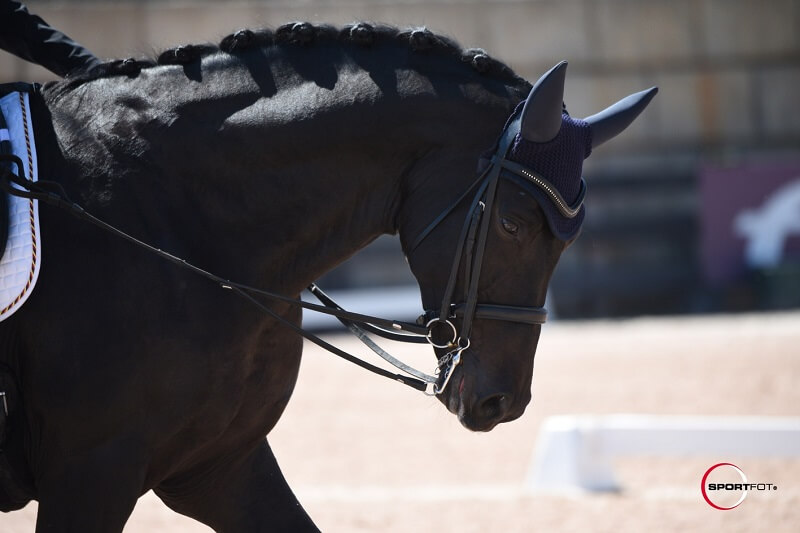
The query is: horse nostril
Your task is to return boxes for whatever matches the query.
[477,393,512,423]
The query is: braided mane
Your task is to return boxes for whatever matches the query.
[50,22,530,93]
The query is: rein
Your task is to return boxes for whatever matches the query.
[0,111,583,396]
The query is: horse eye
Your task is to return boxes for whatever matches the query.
[501,217,519,235]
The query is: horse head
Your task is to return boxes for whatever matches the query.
[405,62,657,431]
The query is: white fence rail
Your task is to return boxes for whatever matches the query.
[527,415,800,491]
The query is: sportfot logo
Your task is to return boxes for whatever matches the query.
[701,463,778,510]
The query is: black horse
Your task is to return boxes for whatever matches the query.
[0,23,655,531]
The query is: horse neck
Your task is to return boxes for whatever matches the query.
[181,77,437,293]
[41,59,518,295]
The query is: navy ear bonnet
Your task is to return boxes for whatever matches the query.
[482,61,657,241]
[485,103,592,241]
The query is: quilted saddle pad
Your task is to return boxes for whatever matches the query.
[0,91,41,322]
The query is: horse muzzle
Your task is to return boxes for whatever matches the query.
[438,363,530,432]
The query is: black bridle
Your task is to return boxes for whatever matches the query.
[0,110,584,396]
[398,113,585,393]
[411,114,547,344]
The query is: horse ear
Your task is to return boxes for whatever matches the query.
[520,61,568,143]
[584,87,658,149]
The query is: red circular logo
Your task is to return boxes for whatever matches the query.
[701,463,748,510]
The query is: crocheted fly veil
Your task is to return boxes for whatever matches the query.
[495,62,658,241]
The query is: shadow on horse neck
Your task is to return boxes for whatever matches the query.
[37,34,529,294]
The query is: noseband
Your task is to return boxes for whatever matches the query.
[0,107,583,396]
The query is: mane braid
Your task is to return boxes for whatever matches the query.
[47,22,530,93]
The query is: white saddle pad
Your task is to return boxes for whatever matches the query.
[0,91,41,322]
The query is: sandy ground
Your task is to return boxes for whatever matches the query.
[2,311,799,532]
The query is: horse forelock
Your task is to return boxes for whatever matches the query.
[45,22,530,97]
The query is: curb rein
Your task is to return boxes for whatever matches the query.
[0,114,581,396]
